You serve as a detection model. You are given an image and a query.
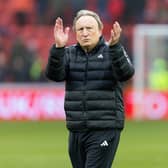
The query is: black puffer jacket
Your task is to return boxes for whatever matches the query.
[46,37,134,131]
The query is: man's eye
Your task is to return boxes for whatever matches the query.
[77,28,83,32]
[86,27,92,30]
[77,27,92,32]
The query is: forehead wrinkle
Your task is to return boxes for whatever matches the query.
[75,16,99,29]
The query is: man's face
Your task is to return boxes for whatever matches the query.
[75,15,102,51]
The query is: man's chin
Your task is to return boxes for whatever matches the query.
[81,42,90,46]
[79,42,96,51]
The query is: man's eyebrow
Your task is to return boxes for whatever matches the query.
[77,25,93,29]
[76,27,84,30]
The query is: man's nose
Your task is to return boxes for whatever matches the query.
[82,28,89,36]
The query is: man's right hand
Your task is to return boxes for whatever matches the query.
[54,17,70,48]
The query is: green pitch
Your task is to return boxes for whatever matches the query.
[0,120,167,168]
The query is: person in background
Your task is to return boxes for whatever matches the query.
[46,9,134,168]
[0,47,9,81]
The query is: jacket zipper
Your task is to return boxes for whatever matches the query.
[83,53,89,122]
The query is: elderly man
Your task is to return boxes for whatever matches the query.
[46,9,134,168]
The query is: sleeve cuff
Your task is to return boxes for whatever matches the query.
[109,42,121,49]
[50,44,65,56]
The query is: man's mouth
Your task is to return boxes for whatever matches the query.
[82,39,90,42]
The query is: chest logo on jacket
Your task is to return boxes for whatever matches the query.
[97,54,104,59]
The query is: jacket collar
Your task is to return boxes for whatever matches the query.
[76,36,105,54]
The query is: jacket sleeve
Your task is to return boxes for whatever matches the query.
[45,44,66,82]
[109,43,135,82]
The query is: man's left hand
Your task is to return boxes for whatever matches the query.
[108,21,122,46]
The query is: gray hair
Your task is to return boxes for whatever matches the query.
[73,10,103,31]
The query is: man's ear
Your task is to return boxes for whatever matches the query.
[99,29,103,36]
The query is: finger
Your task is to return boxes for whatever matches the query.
[65,27,70,35]
[111,29,115,37]
[55,17,63,32]
[115,21,122,30]
[111,28,119,42]
[59,17,63,31]
[113,22,119,36]
[57,17,62,31]
[112,24,121,42]
[114,21,122,34]
[110,29,115,42]
[54,18,60,32]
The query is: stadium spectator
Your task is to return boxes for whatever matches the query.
[9,36,34,82]
[34,0,50,24]
[0,47,9,81]
[107,0,125,22]
[149,58,168,90]
[97,0,109,20]
[86,0,97,12]
[142,0,168,24]
[156,0,168,23]
[70,0,86,15]
[10,0,35,26]
[124,0,146,24]
[45,10,134,168]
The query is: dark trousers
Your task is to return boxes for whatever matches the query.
[68,129,121,168]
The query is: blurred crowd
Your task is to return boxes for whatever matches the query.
[0,0,168,82]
